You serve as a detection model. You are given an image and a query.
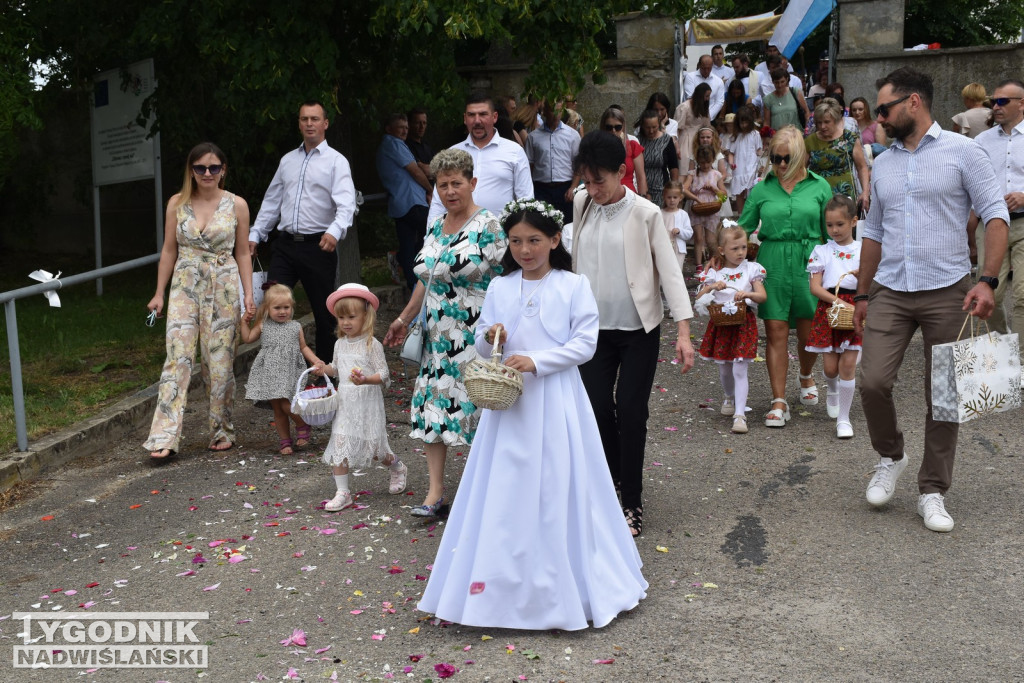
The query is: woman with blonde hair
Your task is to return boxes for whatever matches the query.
[805,97,870,212]
[951,82,992,138]
[144,142,255,460]
[736,126,831,428]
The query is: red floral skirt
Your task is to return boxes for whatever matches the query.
[699,309,759,362]
[806,295,862,353]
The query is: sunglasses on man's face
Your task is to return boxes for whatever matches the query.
[770,154,791,165]
[992,97,1024,107]
[873,94,911,119]
[192,164,224,176]
[603,124,624,132]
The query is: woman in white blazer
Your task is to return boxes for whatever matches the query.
[571,131,696,537]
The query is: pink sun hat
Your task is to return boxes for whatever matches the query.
[326,283,379,314]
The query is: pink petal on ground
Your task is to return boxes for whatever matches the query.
[434,663,456,678]
[319,528,338,535]
[79,601,97,609]
[202,583,220,591]
[176,570,196,577]
[314,646,331,654]
[350,610,363,615]
[664,426,679,431]
[228,555,247,564]
[371,633,386,641]
[592,658,615,664]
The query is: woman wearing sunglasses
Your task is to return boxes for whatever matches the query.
[599,107,648,198]
[144,143,256,460]
[736,126,832,428]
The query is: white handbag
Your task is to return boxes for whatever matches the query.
[239,256,268,313]
[399,265,436,367]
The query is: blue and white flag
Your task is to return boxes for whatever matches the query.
[771,0,836,59]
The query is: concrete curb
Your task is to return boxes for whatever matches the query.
[0,284,407,493]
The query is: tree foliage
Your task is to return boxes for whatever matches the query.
[905,0,1024,48]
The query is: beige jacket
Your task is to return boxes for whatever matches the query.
[571,189,694,333]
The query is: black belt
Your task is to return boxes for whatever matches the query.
[835,287,857,296]
[535,181,572,187]
[279,230,326,242]
[1010,212,1024,221]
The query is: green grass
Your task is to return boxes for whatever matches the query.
[0,208,399,453]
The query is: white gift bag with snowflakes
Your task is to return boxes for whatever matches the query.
[931,329,1021,423]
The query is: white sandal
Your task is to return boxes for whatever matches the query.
[764,398,790,428]
[799,373,819,406]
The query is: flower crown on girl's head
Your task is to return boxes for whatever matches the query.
[499,198,564,229]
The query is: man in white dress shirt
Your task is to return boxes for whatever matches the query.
[426,93,533,227]
[683,55,725,120]
[974,79,1024,333]
[754,44,793,84]
[710,45,733,83]
[249,100,357,359]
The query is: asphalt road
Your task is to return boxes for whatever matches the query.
[2,309,1023,682]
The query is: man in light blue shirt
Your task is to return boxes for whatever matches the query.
[854,67,1009,533]
[377,113,432,290]
[524,101,580,223]
[249,101,357,359]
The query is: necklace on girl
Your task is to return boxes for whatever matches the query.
[521,270,553,318]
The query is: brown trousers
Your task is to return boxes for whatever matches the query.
[859,276,972,494]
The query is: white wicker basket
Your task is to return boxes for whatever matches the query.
[464,338,524,411]
[290,368,338,426]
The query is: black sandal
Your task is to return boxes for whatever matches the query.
[623,506,643,537]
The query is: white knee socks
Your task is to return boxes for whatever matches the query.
[825,373,840,410]
[838,378,856,424]
[334,474,349,492]
[719,363,735,400]
[732,360,750,415]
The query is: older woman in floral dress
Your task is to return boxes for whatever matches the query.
[384,149,508,517]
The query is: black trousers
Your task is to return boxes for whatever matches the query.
[533,181,573,226]
[578,325,661,509]
[268,234,339,361]
[394,204,428,291]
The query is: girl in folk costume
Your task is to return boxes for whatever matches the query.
[313,284,407,511]
[805,195,862,439]
[696,223,767,434]
[241,284,321,454]
[418,199,647,631]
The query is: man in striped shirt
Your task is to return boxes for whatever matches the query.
[853,67,1009,533]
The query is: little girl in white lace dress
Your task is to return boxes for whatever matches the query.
[314,284,407,511]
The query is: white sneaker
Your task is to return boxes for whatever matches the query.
[918,493,954,532]
[721,398,736,416]
[324,489,353,511]
[865,454,908,506]
[836,421,853,439]
[731,415,748,434]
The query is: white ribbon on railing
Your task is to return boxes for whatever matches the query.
[28,269,62,307]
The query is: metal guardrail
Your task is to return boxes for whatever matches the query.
[2,192,393,454]
[2,254,161,452]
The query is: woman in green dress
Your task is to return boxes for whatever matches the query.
[737,126,832,428]
[805,97,871,213]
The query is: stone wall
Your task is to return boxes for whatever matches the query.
[464,12,678,132]
[836,0,1024,127]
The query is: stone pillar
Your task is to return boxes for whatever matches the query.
[837,0,904,57]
